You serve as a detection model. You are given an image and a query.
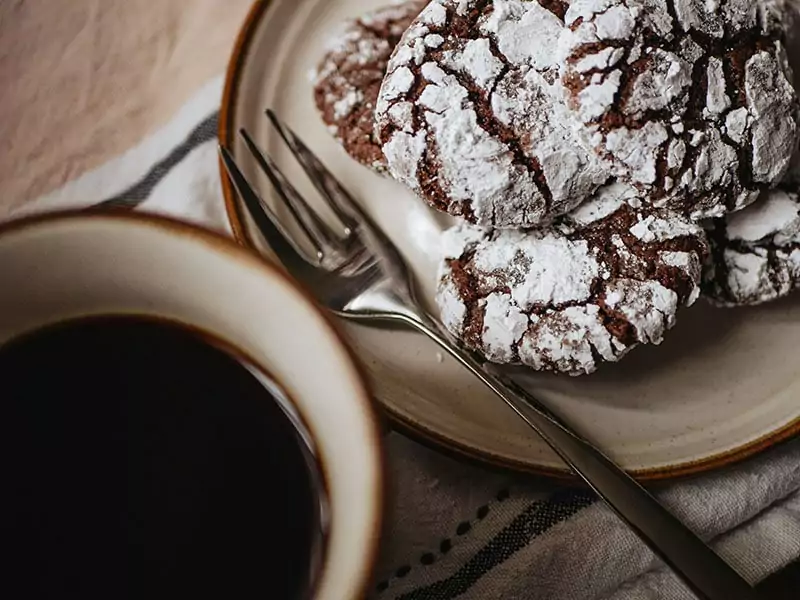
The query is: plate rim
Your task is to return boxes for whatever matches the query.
[219,0,800,481]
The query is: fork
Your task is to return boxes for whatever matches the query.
[219,110,760,600]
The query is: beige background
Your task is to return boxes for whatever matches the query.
[0,0,253,216]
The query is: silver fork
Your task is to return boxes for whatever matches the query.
[219,110,760,600]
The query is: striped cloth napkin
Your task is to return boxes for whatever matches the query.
[13,76,800,600]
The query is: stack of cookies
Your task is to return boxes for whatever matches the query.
[313,0,800,375]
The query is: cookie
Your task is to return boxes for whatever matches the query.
[703,184,800,306]
[375,0,611,229]
[437,183,708,375]
[558,0,799,219]
[313,1,427,172]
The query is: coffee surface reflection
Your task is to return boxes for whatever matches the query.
[0,317,320,598]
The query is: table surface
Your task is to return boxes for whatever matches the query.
[0,0,252,218]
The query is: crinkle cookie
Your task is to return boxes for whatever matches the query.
[558,0,799,219]
[437,183,708,375]
[703,184,800,306]
[375,0,611,229]
[312,1,427,172]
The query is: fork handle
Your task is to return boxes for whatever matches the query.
[397,313,760,600]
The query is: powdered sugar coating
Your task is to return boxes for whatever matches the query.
[558,0,799,219]
[702,3,800,306]
[313,1,427,172]
[437,184,708,375]
[703,184,800,306]
[375,0,611,228]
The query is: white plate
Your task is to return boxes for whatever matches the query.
[220,0,800,479]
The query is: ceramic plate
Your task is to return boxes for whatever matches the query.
[219,0,800,479]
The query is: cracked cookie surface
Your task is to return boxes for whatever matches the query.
[702,2,800,307]
[558,0,799,220]
[375,0,611,228]
[703,179,800,306]
[313,1,427,172]
[437,182,708,375]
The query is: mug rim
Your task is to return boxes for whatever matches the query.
[0,209,386,600]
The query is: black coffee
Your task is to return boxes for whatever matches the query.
[0,317,319,599]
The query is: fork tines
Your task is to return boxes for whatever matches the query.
[224,111,366,265]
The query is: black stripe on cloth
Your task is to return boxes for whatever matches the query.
[395,490,596,600]
[376,489,514,593]
[756,558,800,599]
[94,111,219,209]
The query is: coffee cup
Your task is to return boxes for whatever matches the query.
[0,211,384,599]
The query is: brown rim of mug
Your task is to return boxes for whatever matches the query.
[217,0,800,483]
[0,208,386,600]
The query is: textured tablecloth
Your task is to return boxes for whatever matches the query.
[3,3,800,599]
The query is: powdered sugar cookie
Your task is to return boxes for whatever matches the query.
[437,183,708,375]
[313,1,427,172]
[703,184,800,306]
[375,0,611,229]
[558,0,799,219]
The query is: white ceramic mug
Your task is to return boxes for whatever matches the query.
[0,211,384,600]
